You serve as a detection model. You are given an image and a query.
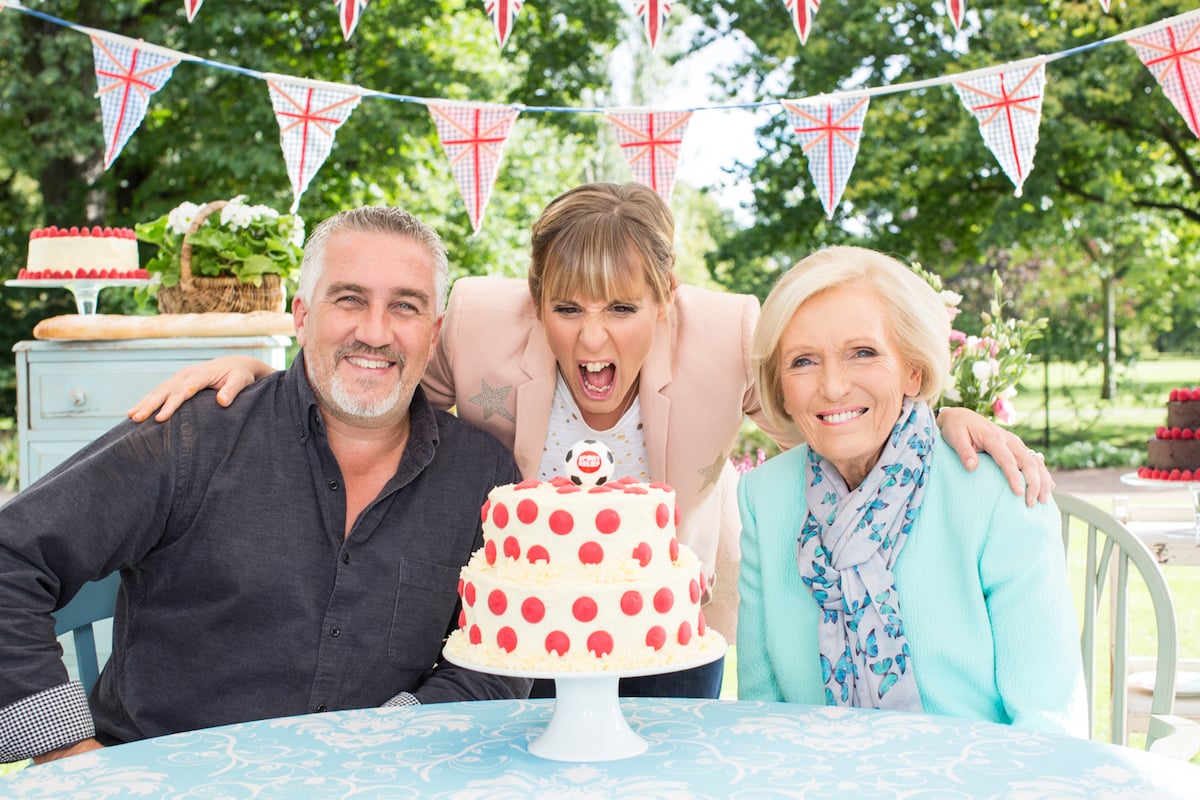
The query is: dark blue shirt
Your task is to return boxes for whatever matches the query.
[0,352,527,758]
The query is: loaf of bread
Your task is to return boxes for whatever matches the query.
[33,312,294,341]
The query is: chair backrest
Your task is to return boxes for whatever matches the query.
[1053,490,1178,750]
[51,573,120,695]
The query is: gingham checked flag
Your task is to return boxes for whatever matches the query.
[953,61,1046,197]
[267,78,363,212]
[1126,16,1200,138]
[605,110,692,201]
[335,0,369,41]
[633,1,672,51]
[184,0,204,22]
[484,0,523,49]
[90,34,180,170]
[783,0,821,46]
[945,0,966,33]
[782,95,870,219]
[429,102,520,232]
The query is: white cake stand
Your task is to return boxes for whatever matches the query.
[6,278,158,314]
[444,645,726,762]
[1119,473,1200,538]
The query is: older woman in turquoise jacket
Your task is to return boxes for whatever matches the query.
[737,246,1086,736]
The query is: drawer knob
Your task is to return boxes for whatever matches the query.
[69,387,88,407]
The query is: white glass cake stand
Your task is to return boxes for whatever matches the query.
[1119,472,1200,538]
[445,645,725,762]
[5,278,158,314]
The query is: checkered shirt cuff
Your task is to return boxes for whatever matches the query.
[381,691,420,708]
[0,682,95,762]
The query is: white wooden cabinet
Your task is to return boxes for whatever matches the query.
[13,336,290,489]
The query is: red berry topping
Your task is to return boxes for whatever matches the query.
[1191,388,1200,401]
[1184,429,1195,440]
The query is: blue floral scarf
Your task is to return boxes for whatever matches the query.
[797,399,935,711]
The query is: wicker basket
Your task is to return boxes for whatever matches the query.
[156,200,288,314]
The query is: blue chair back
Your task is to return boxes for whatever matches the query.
[51,573,120,694]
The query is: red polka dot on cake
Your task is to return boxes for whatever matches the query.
[549,510,574,535]
[646,625,666,650]
[469,625,482,645]
[654,587,674,613]
[546,630,570,656]
[458,609,466,628]
[527,545,550,564]
[698,611,707,636]
[488,589,508,615]
[484,540,497,566]
[522,597,545,623]
[517,498,539,524]
[464,582,476,606]
[573,596,598,622]
[677,621,692,645]
[493,503,509,528]
[497,627,517,653]
[669,538,680,561]
[480,499,490,523]
[655,503,670,529]
[621,590,643,615]
[689,578,701,603]
[515,479,541,490]
[588,631,614,657]
[632,542,652,567]
[595,508,620,534]
[503,536,521,559]
[579,541,604,564]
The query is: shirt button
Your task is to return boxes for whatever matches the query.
[315,704,327,712]
[328,480,340,491]
[341,553,351,565]
[330,626,341,638]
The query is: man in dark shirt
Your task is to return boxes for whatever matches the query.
[0,207,528,764]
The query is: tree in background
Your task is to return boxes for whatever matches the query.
[687,0,1200,389]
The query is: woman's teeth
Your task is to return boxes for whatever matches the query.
[821,409,865,424]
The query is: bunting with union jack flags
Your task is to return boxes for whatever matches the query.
[605,110,692,201]
[1125,15,1200,137]
[633,1,672,51]
[783,0,821,46]
[335,0,369,40]
[782,95,870,219]
[267,77,363,212]
[184,0,204,22]
[429,102,521,232]
[90,33,181,170]
[953,60,1046,197]
[483,0,523,49]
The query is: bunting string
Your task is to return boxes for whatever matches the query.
[2,0,1197,228]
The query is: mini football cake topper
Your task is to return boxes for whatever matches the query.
[564,439,615,486]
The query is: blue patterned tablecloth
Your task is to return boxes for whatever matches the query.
[5,699,1198,798]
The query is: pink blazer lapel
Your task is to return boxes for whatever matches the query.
[512,319,556,479]
[638,313,674,483]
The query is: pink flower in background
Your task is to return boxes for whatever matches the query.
[731,449,767,474]
[992,396,1016,425]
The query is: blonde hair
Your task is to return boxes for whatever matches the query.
[752,246,951,433]
[528,183,676,314]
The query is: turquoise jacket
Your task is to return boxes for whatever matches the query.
[737,437,1087,737]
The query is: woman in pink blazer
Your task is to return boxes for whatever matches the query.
[130,183,1053,699]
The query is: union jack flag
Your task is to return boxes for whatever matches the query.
[429,102,520,232]
[335,0,369,41]
[484,0,523,49]
[783,0,821,46]
[945,0,966,33]
[267,78,363,212]
[605,110,692,201]
[783,95,870,219]
[90,34,180,170]
[184,0,204,22]
[1126,16,1200,138]
[954,60,1046,197]
[633,0,672,51]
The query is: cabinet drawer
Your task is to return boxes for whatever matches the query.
[27,362,198,429]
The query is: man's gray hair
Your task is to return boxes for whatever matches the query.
[295,207,450,315]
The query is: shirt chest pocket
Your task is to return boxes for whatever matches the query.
[386,558,462,669]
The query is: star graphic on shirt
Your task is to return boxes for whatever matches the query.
[469,379,515,422]
[698,451,728,491]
